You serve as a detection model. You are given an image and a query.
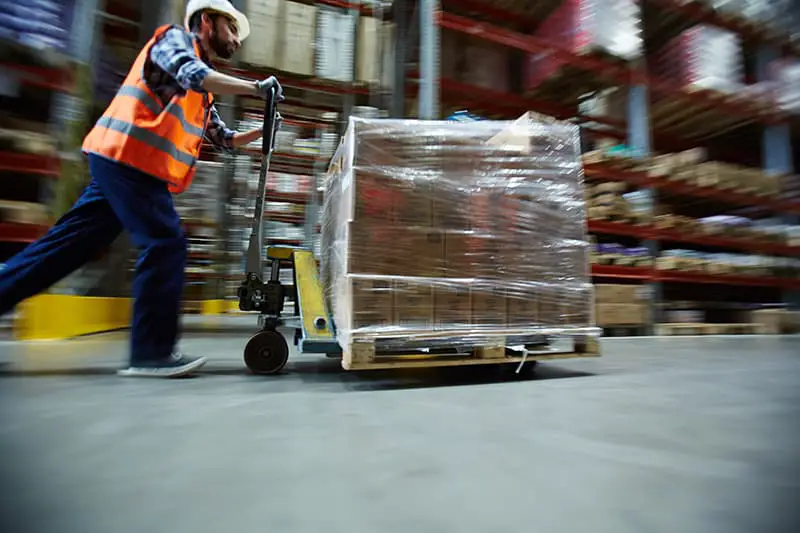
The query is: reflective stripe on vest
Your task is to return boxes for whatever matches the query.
[115,86,206,138]
[95,116,196,167]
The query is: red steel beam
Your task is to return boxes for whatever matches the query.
[0,223,48,244]
[591,264,800,288]
[440,0,531,27]
[591,265,653,280]
[438,12,632,87]
[0,152,60,176]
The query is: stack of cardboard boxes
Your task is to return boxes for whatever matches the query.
[321,117,595,347]
[593,284,650,326]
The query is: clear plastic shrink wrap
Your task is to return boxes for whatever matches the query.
[320,117,598,350]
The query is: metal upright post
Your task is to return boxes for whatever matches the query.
[390,0,408,118]
[418,0,440,119]
[757,46,798,309]
[627,70,660,331]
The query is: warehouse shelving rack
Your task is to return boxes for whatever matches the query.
[402,0,800,333]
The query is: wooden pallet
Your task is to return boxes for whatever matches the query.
[655,323,769,336]
[602,326,647,337]
[649,86,770,140]
[342,336,600,371]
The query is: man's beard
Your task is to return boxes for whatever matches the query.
[210,29,233,59]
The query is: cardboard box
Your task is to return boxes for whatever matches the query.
[393,180,433,227]
[595,303,648,326]
[380,22,395,88]
[280,2,316,75]
[749,309,800,334]
[471,286,507,327]
[463,38,509,92]
[356,16,382,84]
[433,284,472,330]
[347,222,399,276]
[350,278,393,330]
[353,172,397,223]
[594,284,648,304]
[444,232,496,279]
[406,228,445,277]
[431,189,471,231]
[506,290,538,327]
[241,0,283,67]
[562,286,594,326]
[393,281,434,330]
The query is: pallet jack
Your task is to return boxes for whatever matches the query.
[236,88,341,375]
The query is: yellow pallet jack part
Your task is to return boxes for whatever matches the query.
[266,246,294,260]
[293,249,336,348]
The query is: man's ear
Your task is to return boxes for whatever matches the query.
[200,11,212,29]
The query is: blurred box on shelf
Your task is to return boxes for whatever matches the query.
[356,17,395,86]
[463,38,510,93]
[322,116,595,348]
[241,0,283,68]
[441,29,462,81]
[594,284,648,304]
[280,1,316,75]
[316,5,356,82]
[749,309,800,335]
[595,303,648,326]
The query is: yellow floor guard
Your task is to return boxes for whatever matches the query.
[14,296,237,341]
[14,294,133,341]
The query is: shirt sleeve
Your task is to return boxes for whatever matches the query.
[204,104,237,152]
[149,27,212,92]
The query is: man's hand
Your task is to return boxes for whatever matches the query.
[255,76,285,101]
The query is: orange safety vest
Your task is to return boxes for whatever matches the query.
[82,24,214,194]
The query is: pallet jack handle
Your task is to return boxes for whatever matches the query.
[244,87,282,281]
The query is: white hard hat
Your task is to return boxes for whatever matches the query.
[185,0,250,41]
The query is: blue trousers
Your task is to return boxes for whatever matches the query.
[0,154,187,364]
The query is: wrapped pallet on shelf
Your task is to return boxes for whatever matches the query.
[525,0,642,94]
[771,58,800,114]
[651,24,743,94]
[316,4,357,83]
[320,116,599,365]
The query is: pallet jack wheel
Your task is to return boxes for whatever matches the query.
[244,329,289,375]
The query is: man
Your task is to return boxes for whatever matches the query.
[0,0,282,378]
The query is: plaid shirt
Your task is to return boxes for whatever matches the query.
[145,26,236,152]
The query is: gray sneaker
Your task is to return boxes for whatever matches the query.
[118,353,207,378]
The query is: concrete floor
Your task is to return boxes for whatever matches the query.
[0,325,798,533]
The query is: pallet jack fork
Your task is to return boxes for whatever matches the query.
[236,88,340,375]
